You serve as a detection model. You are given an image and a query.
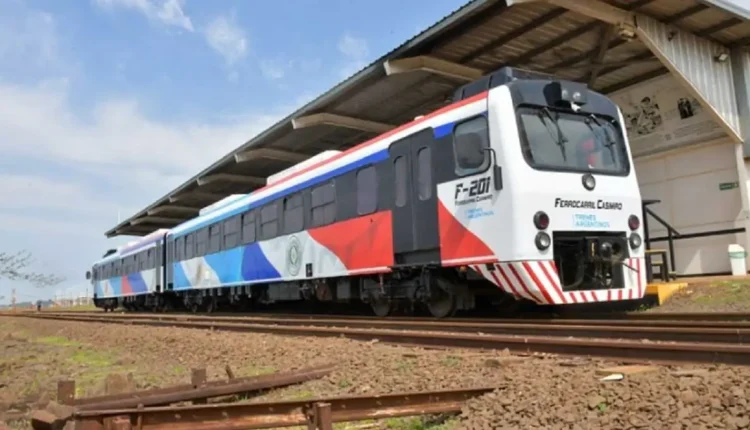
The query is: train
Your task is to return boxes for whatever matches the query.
[86,67,647,318]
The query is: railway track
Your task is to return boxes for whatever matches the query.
[6,311,750,366]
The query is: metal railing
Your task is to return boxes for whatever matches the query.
[642,199,746,280]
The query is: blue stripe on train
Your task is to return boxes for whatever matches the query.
[172,262,191,290]
[241,243,281,281]
[127,272,149,294]
[171,243,282,289]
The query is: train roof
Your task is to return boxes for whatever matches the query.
[168,90,489,239]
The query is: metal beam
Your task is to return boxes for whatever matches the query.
[539,0,635,26]
[460,8,568,63]
[291,113,396,134]
[235,148,309,164]
[169,192,226,203]
[635,14,742,142]
[546,3,709,72]
[587,24,617,86]
[147,206,200,216]
[384,55,483,81]
[196,174,266,187]
[544,57,660,74]
[130,216,184,226]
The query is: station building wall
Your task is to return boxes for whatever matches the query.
[610,74,746,276]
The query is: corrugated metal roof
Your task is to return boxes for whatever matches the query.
[106,0,750,238]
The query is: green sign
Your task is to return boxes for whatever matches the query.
[719,181,739,191]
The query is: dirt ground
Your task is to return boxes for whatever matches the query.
[1,317,749,430]
[646,280,750,313]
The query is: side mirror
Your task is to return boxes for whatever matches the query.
[85,271,91,280]
[483,148,503,191]
[493,165,503,191]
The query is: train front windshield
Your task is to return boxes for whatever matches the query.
[517,106,630,176]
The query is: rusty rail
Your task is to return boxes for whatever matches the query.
[13,312,750,366]
[69,386,495,430]
[32,365,335,430]
[76,365,333,411]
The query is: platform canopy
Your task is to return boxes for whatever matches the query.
[106,0,750,238]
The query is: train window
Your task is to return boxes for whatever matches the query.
[283,193,304,233]
[185,234,195,259]
[261,203,278,240]
[224,216,240,249]
[356,166,377,215]
[417,147,432,200]
[147,249,154,268]
[175,237,183,261]
[196,228,208,256]
[453,116,490,176]
[393,156,407,207]
[208,224,221,254]
[241,211,256,244]
[311,181,336,227]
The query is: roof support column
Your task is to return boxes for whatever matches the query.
[731,47,750,267]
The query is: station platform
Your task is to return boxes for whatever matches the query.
[645,274,750,305]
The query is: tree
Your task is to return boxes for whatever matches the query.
[0,250,65,287]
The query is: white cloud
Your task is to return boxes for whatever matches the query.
[337,33,369,59]
[260,58,288,80]
[0,6,60,70]
[336,33,369,79]
[93,0,194,32]
[204,14,248,66]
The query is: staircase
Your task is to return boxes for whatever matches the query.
[642,200,679,283]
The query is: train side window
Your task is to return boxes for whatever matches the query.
[394,156,407,207]
[453,116,490,176]
[196,228,208,256]
[241,211,256,244]
[224,216,240,249]
[260,203,278,240]
[311,181,336,227]
[283,193,304,233]
[147,249,154,268]
[208,224,221,254]
[185,234,195,259]
[175,237,183,261]
[417,147,432,200]
[356,166,377,215]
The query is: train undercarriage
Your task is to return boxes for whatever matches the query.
[93,267,521,318]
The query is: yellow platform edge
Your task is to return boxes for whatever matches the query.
[645,282,689,306]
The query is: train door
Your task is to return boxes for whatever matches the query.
[390,128,439,263]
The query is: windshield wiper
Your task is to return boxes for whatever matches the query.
[586,114,617,163]
[538,107,568,161]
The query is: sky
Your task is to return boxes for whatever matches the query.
[2,0,750,305]
[0,0,470,304]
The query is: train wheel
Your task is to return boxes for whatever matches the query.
[370,297,393,317]
[426,289,456,319]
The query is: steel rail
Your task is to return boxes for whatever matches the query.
[13,313,750,366]
[69,386,496,430]
[9,309,750,322]
[16,313,750,344]
[15,310,750,328]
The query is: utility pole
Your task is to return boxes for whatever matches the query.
[11,288,16,312]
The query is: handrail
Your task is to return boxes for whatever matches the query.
[641,199,680,281]
[644,207,681,236]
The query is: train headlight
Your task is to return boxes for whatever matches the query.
[535,232,551,250]
[629,232,642,249]
[628,214,640,231]
[533,211,550,230]
[582,173,596,191]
